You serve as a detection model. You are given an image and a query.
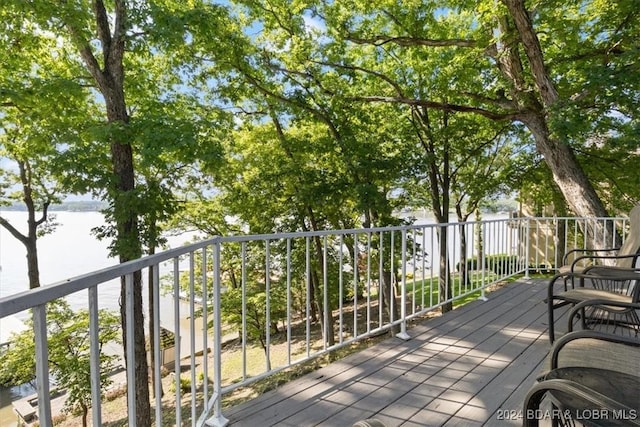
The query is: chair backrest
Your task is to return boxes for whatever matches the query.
[616,204,640,268]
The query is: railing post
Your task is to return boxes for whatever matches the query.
[397,230,410,340]
[173,259,181,425]
[33,304,52,427]
[524,218,531,279]
[206,238,229,427]
[480,223,488,301]
[88,286,102,427]
[152,265,162,425]
[125,273,136,427]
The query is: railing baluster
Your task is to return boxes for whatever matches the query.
[338,235,344,345]
[153,263,162,425]
[398,230,410,340]
[323,236,329,349]
[378,231,384,328]
[189,251,197,426]
[524,218,529,272]
[201,246,208,414]
[286,239,292,364]
[366,232,371,332]
[241,242,247,380]
[125,273,136,427]
[265,240,271,369]
[390,230,395,325]
[33,303,52,426]
[305,237,311,358]
[353,232,358,339]
[208,239,228,427]
[88,286,102,427]
[173,258,181,426]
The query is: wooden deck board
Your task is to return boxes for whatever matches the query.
[225,277,557,426]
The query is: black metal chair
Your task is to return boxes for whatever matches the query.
[547,266,640,343]
[567,299,640,339]
[557,205,640,275]
[523,329,640,427]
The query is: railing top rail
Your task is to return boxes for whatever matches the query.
[0,215,627,318]
[0,238,216,317]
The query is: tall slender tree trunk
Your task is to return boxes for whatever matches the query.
[68,2,151,424]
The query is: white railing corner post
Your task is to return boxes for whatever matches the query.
[205,238,229,427]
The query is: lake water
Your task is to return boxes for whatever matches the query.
[0,210,197,426]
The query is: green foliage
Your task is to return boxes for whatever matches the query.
[0,300,120,421]
[220,285,287,348]
[0,327,36,386]
[168,374,192,394]
[456,254,520,275]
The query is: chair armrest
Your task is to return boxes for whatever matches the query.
[570,252,638,272]
[547,272,576,302]
[571,265,640,290]
[563,247,620,265]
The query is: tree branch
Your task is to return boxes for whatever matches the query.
[347,34,478,48]
[93,0,112,61]
[312,60,406,97]
[0,216,28,245]
[35,201,51,228]
[347,95,521,121]
[503,0,558,106]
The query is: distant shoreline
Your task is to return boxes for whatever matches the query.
[1,200,108,212]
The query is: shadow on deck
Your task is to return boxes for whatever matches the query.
[225,277,555,427]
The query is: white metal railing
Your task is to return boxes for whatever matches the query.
[0,215,629,426]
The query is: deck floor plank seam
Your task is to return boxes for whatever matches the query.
[226,278,555,426]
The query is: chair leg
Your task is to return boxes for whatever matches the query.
[548,298,556,343]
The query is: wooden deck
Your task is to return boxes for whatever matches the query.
[225,277,556,427]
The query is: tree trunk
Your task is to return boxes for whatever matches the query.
[458,223,469,288]
[502,0,615,243]
[379,269,400,335]
[437,227,454,313]
[81,404,88,427]
[69,1,151,423]
[111,129,151,427]
[25,231,41,289]
[311,234,336,348]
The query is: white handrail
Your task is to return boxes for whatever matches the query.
[0,216,628,426]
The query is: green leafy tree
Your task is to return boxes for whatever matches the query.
[312,0,640,238]
[220,284,287,371]
[1,2,235,421]
[0,21,93,289]
[0,300,120,427]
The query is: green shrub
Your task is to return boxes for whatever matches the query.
[456,254,520,275]
[485,254,519,275]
